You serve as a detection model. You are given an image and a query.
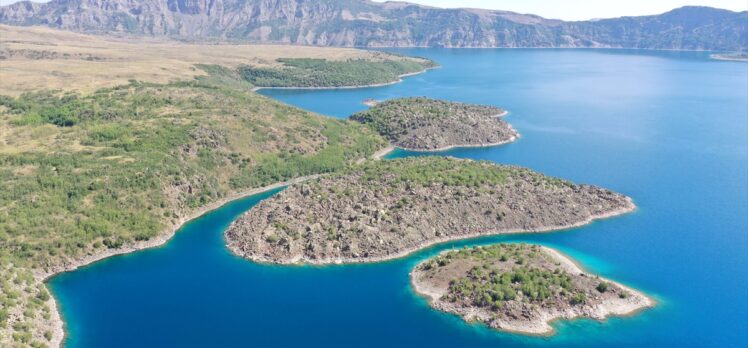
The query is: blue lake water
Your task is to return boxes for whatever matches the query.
[50,49,748,347]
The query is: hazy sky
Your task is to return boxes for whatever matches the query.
[0,0,745,20]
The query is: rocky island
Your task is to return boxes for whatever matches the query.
[225,157,635,264]
[351,97,518,151]
[411,244,653,335]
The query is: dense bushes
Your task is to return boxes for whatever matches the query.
[0,72,385,273]
[0,88,173,127]
[431,245,589,308]
[240,57,435,88]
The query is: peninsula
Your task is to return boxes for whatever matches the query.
[225,157,635,264]
[411,244,653,335]
[351,97,518,151]
[0,25,433,347]
[242,56,436,89]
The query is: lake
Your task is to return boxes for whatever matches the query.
[51,49,748,347]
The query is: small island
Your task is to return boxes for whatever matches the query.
[710,53,748,62]
[350,97,518,151]
[411,244,653,335]
[225,157,635,264]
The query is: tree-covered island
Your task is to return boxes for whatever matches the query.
[411,244,653,335]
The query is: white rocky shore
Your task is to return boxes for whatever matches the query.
[411,244,654,335]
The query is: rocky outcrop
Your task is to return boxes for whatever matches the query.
[351,97,517,151]
[411,244,653,335]
[1,1,745,51]
[225,157,635,264]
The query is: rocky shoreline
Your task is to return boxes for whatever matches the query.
[225,157,635,265]
[369,146,396,161]
[396,114,520,152]
[410,244,654,335]
[229,202,634,266]
[351,98,518,151]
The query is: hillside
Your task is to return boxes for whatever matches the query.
[0,25,434,96]
[1,1,746,50]
[0,25,444,347]
[0,74,388,348]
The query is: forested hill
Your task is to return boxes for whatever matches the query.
[1,0,745,51]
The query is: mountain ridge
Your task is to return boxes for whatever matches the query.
[1,1,746,50]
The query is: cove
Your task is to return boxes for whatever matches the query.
[51,49,747,347]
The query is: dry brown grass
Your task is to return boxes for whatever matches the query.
[0,25,393,96]
[0,122,61,154]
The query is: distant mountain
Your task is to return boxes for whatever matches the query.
[1,0,745,50]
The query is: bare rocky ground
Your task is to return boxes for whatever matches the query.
[411,244,653,335]
[351,97,518,151]
[226,157,635,264]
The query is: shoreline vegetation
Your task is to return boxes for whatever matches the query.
[0,78,387,346]
[41,174,321,347]
[244,56,437,90]
[0,76,392,346]
[351,98,518,152]
[252,67,438,92]
[411,244,653,335]
[1,26,437,346]
[226,157,636,265]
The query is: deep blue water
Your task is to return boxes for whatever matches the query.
[51,49,748,347]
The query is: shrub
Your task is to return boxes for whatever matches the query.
[570,293,586,305]
[36,289,50,302]
[0,309,8,327]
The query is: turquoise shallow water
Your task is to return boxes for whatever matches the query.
[51,49,748,347]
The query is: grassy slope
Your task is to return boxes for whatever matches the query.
[0,67,388,346]
[0,25,435,96]
[0,25,437,347]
